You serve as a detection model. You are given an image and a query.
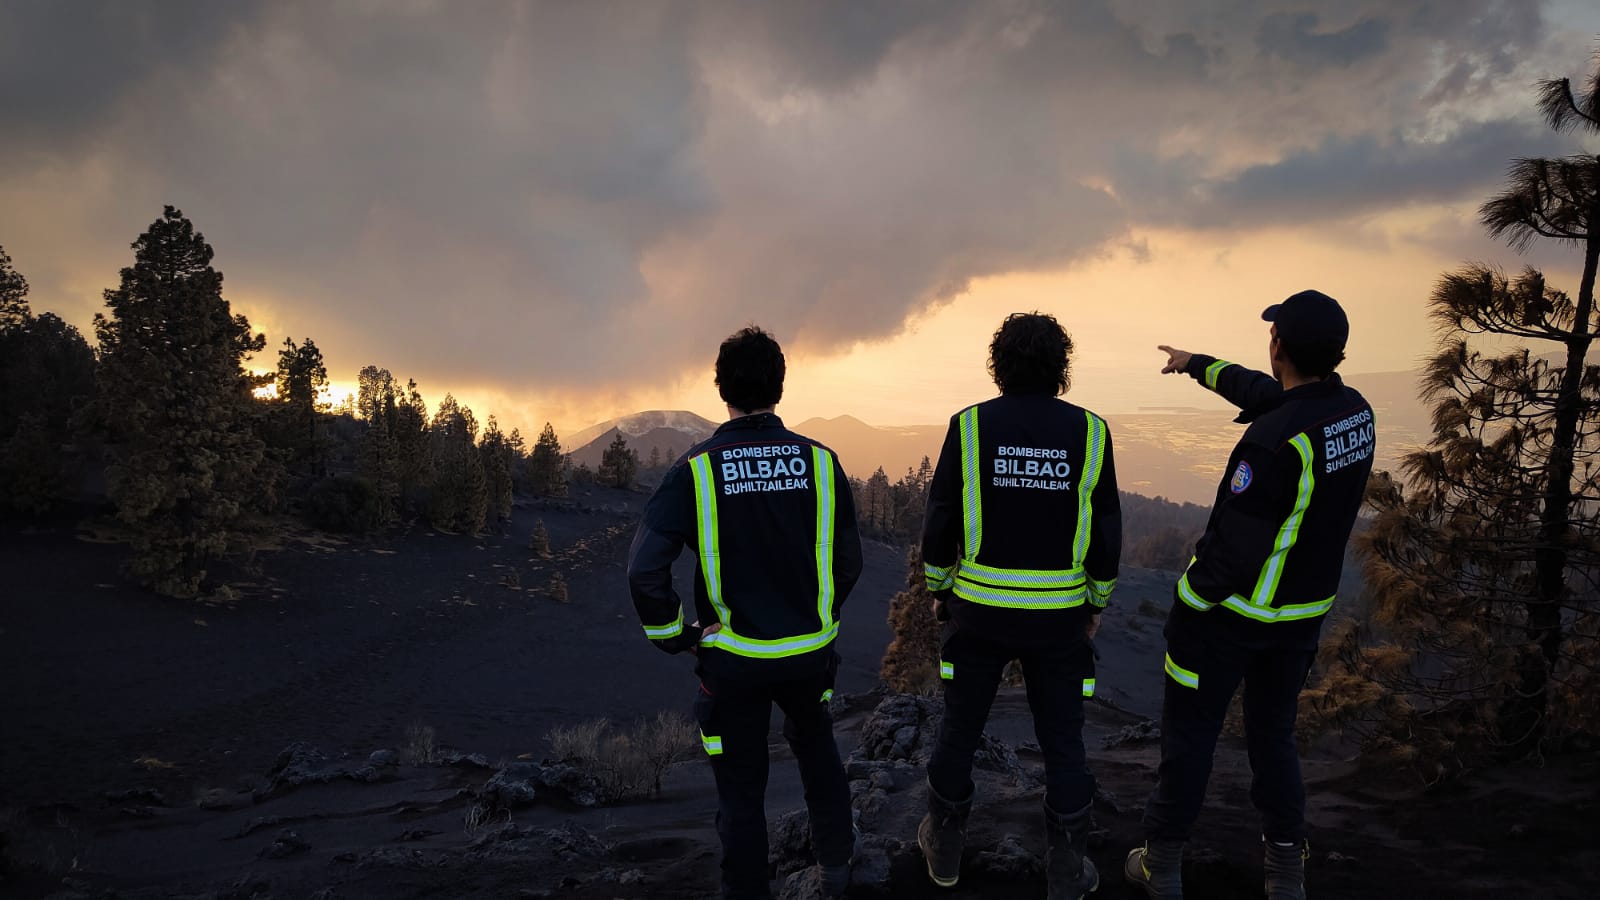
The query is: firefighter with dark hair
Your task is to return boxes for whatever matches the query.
[918,312,1121,899]
[1125,290,1376,900]
[627,326,864,900]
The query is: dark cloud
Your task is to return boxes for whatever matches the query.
[0,0,1584,395]
[1256,13,1389,68]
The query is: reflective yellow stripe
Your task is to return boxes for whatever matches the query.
[953,577,1088,609]
[1088,577,1116,608]
[1204,359,1232,390]
[689,453,730,628]
[958,559,1086,589]
[1082,678,1096,698]
[642,607,684,639]
[820,689,834,703]
[959,406,982,560]
[1177,570,1214,611]
[1220,594,1335,622]
[699,622,840,659]
[814,446,837,629]
[1250,434,1315,608]
[939,660,954,680]
[701,731,723,756]
[924,562,955,591]
[1073,412,1107,566]
[1165,652,1199,689]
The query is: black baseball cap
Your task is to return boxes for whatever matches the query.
[1262,290,1348,347]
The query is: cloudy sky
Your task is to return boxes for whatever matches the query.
[2,1,1597,437]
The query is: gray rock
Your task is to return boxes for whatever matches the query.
[1102,719,1161,749]
[256,743,386,800]
[439,750,492,769]
[850,846,895,895]
[769,809,813,877]
[974,833,1043,881]
[260,828,311,859]
[103,787,167,807]
[537,763,604,807]
[368,749,400,767]
[479,763,541,809]
[853,694,1022,780]
[777,866,826,900]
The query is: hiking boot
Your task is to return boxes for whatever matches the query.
[916,780,972,888]
[1044,801,1100,899]
[1124,840,1184,900]
[818,825,862,898]
[1264,839,1308,900]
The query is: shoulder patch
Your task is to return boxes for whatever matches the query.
[1229,460,1253,494]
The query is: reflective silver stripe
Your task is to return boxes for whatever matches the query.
[1165,652,1199,689]
[940,660,954,680]
[642,607,684,639]
[1072,412,1107,567]
[1250,434,1315,608]
[814,446,836,629]
[959,406,982,560]
[1205,359,1231,390]
[1082,678,1096,698]
[701,731,723,756]
[1177,570,1214,610]
[1220,594,1334,622]
[699,622,840,659]
[958,559,1086,589]
[925,562,955,590]
[1088,577,1116,608]
[953,579,1088,609]
[688,453,731,628]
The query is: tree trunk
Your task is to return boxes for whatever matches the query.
[1514,219,1599,753]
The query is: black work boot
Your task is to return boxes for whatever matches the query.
[916,780,972,888]
[1043,801,1100,899]
[1263,839,1307,900]
[1123,840,1184,900]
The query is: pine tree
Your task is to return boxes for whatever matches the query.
[0,247,97,517]
[356,365,401,520]
[1318,54,1600,761]
[529,518,552,557]
[0,244,29,328]
[426,394,487,533]
[94,207,268,596]
[274,336,328,471]
[479,415,515,527]
[526,422,567,497]
[597,432,639,489]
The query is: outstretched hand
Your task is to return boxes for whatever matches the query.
[1158,345,1193,375]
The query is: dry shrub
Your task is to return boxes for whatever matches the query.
[529,519,552,557]
[401,722,438,766]
[545,712,698,802]
[881,546,942,694]
[547,572,569,603]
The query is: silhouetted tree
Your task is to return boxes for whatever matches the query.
[0,244,29,328]
[529,517,552,557]
[94,207,268,596]
[1313,56,1600,762]
[526,423,567,497]
[274,336,328,470]
[356,365,401,520]
[426,394,487,532]
[597,432,637,489]
[479,415,515,527]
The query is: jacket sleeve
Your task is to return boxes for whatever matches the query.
[1185,353,1282,412]
[830,453,864,615]
[1085,422,1121,609]
[627,461,696,640]
[921,414,964,592]
[1177,438,1294,610]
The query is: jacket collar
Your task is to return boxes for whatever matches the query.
[715,412,785,434]
[1236,373,1345,424]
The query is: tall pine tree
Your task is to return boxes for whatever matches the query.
[95,207,267,597]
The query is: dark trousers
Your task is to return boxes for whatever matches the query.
[693,659,853,900]
[1142,605,1317,844]
[927,627,1096,813]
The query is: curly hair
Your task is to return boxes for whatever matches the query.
[988,312,1072,396]
[715,326,786,413]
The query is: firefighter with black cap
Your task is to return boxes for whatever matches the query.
[1125,290,1376,900]
[627,325,864,900]
[918,311,1122,899]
